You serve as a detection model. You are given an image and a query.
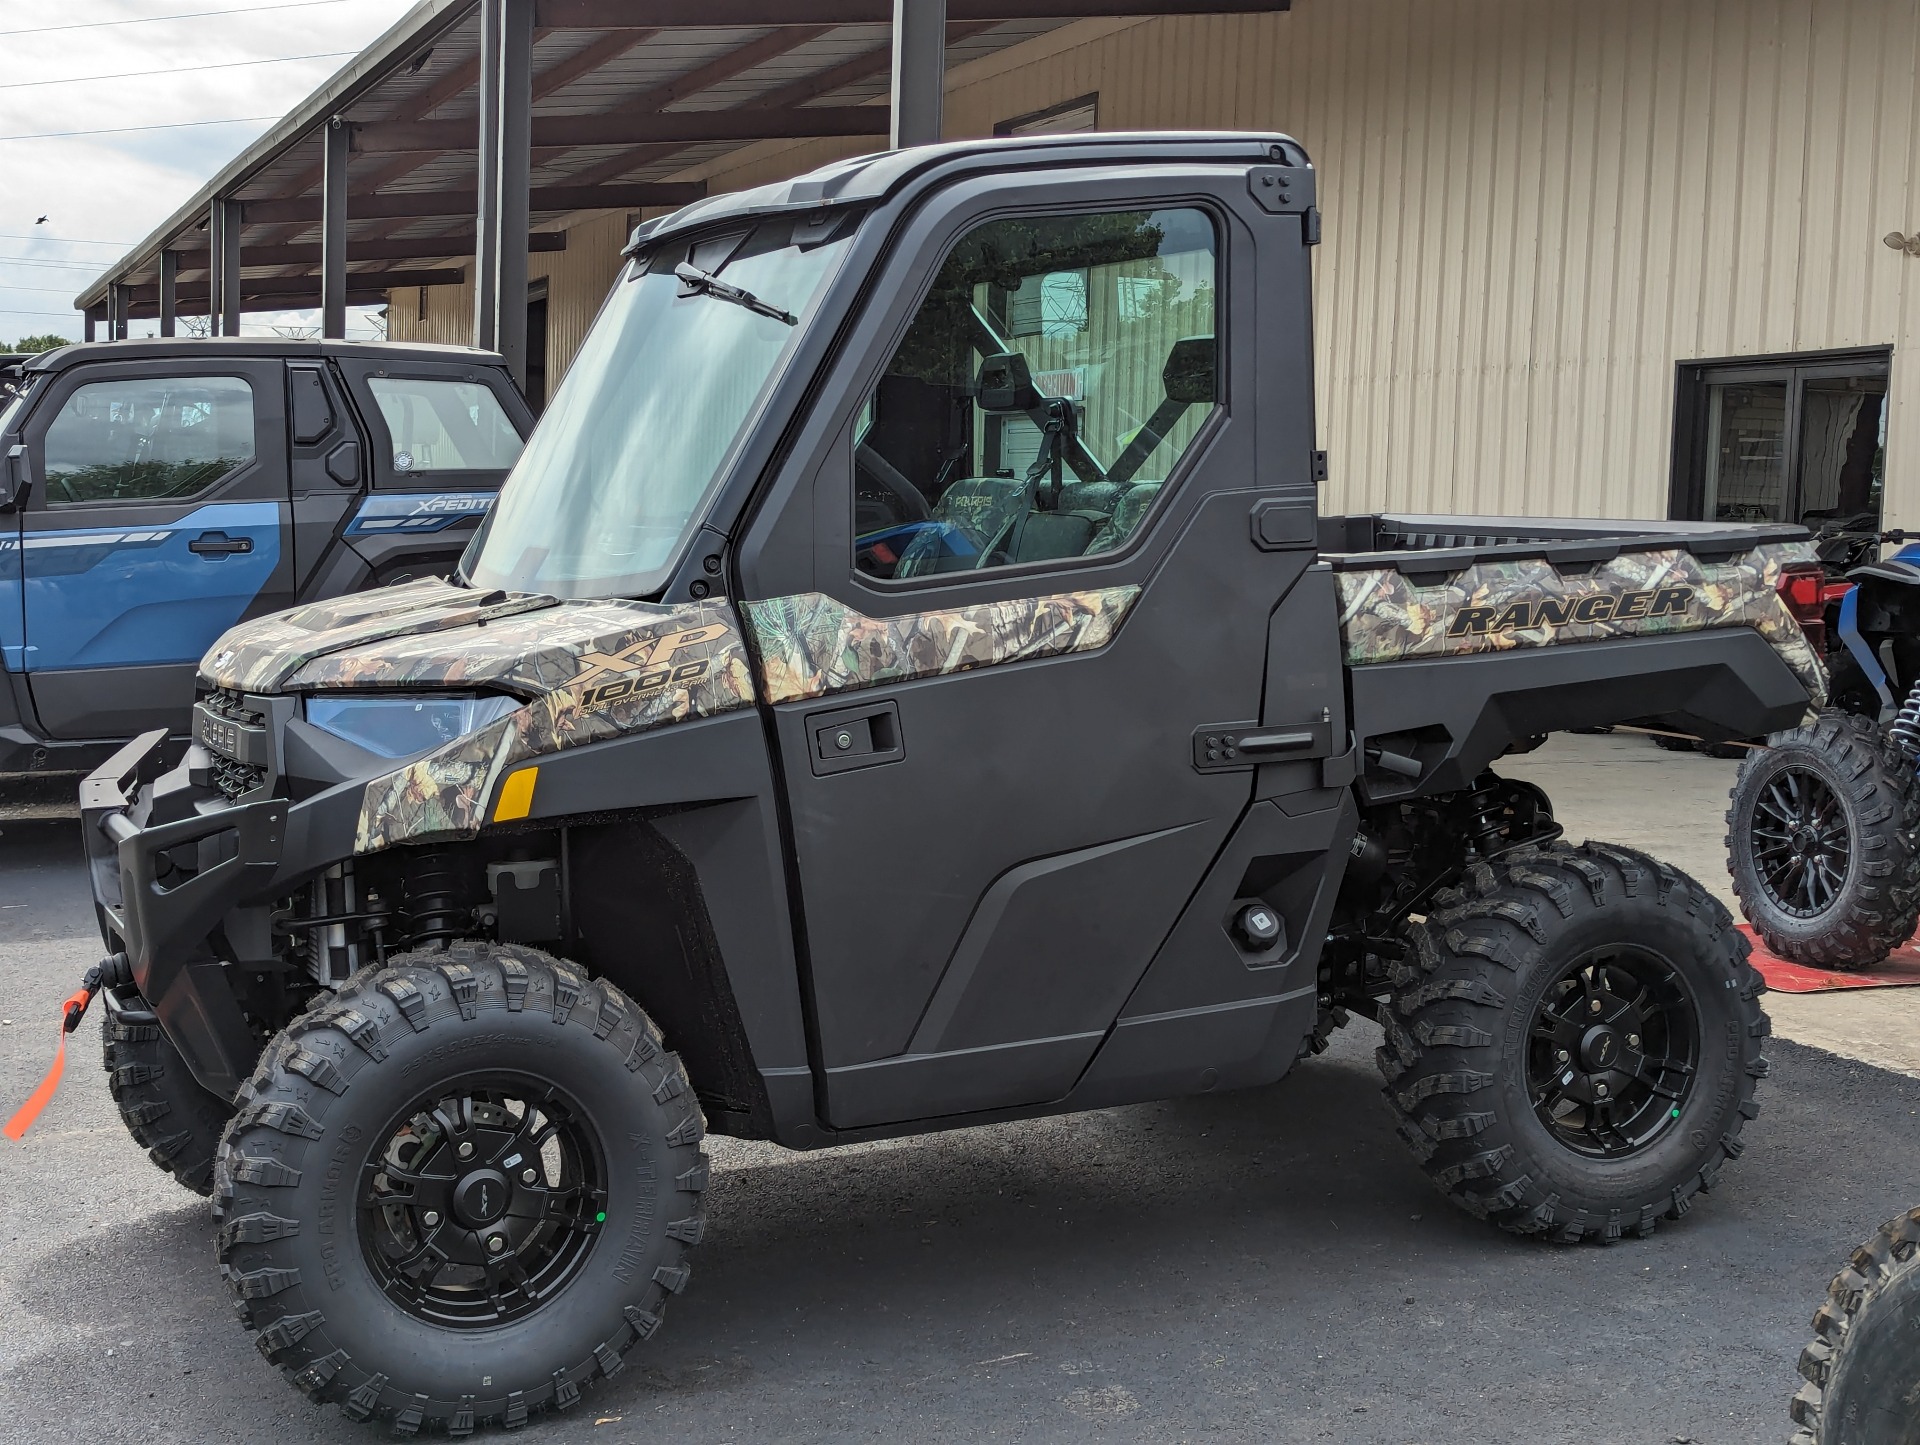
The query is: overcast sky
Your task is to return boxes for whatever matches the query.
[0,0,412,347]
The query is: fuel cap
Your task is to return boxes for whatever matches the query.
[1235,903,1283,950]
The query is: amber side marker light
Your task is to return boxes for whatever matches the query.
[494,767,538,822]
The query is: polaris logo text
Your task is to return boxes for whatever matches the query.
[1448,585,1695,637]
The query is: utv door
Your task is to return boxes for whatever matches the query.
[330,359,529,586]
[18,358,292,739]
[739,166,1326,1129]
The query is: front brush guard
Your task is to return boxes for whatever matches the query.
[81,730,288,1098]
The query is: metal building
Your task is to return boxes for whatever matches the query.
[76,0,1916,534]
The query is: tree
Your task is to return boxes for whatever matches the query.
[7,334,72,354]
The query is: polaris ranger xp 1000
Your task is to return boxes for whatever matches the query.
[73,134,1824,1433]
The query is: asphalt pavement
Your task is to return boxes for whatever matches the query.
[3,804,1918,1445]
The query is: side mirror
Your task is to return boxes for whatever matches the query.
[1162,335,1217,406]
[0,444,28,512]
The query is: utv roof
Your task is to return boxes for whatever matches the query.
[629,129,1312,251]
[21,337,506,376]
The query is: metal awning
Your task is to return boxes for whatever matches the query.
[77,0,1291,385]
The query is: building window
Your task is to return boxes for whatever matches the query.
[993,93,1098,138]
[1670,350,1890,544]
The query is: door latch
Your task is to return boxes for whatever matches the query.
[805,700,903,777]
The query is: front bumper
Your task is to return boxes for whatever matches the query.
[80,729,366,1098]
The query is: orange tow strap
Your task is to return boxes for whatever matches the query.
[3,983,98,1143]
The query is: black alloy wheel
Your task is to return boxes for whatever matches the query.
[1525,947,1699,1160]
[360,1076,608,1329]
[1750,766,1853,919]
[1727,710,1920,968]
[216,943,708,1433]
[1379,840,1768,1243]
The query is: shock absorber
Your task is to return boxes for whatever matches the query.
[1890,681,1920,760]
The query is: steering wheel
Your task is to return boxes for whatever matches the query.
[854,442,930,526]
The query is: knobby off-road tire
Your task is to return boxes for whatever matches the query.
[1649,732,1703,753]
[1791,1206,1920,1445]
[102,1006,234,1195]
[1379,841,1768,1242]
[213,942,708,1434]
[1728,710,1920,969]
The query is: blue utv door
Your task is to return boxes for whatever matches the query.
[18,358,292,739]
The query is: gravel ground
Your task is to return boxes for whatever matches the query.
[3,798,1917,1444]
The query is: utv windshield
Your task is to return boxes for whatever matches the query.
[462,219,848,598]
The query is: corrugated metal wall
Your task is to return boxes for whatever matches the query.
[389,209,629,381]
[398,0,1920,525]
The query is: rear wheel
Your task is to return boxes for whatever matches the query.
[102,1002,234,1195]
[1791,1207,1920,1444]
[214,942,707,1433]
[1379,841,1767,1242]
[1727,710,1920,968]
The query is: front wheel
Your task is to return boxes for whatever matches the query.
[103,1001,234,1195]
[1379,841,1768,1242]
[1727,710,1920,969]
[214,942,708,1433]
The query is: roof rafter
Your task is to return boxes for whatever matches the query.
[243,181,703,226]
[353,106,885,152]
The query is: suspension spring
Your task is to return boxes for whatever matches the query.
[1463,776,1512,859]
[1890,680,1920,760]
[401,853,469,951]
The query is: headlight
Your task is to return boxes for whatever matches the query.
[304,694,522,759]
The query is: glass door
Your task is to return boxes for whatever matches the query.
[1675,351,1890,550]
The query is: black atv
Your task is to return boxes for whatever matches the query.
[1727,529,1920,968]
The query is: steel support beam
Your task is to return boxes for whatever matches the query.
[321,116,350,339]
[207,201,226,335]
[495,0,535,388]
[84,310,98,342]
[158,252,178,337]
[107,283,129,340]
[354,106,887,153]
[117,268,467,307]
[474,0,503,350]
[217,198,243,337]
[241,182,699,226]
[536,0,1286,23]
[891,0,947,149]
[122,290,421,322]
[171,231,566,275]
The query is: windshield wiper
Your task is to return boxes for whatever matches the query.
[674,263,798,326]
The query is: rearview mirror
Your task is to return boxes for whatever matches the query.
[0,444,27,512]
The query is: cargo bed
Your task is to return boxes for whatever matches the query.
[1321,514,1825,799]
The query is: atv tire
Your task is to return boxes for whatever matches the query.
[1380,841,1768,1242]
[1791,1206,1920,1444]
[1727,709,1920,969]
[103,1001,234,1195]
[1649,732,1701,753]
[214,942,708,1433]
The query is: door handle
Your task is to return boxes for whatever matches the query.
[188,530,253,557]
[805,699,903,776]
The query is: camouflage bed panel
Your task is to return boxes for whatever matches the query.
[1334,540,1827,706]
